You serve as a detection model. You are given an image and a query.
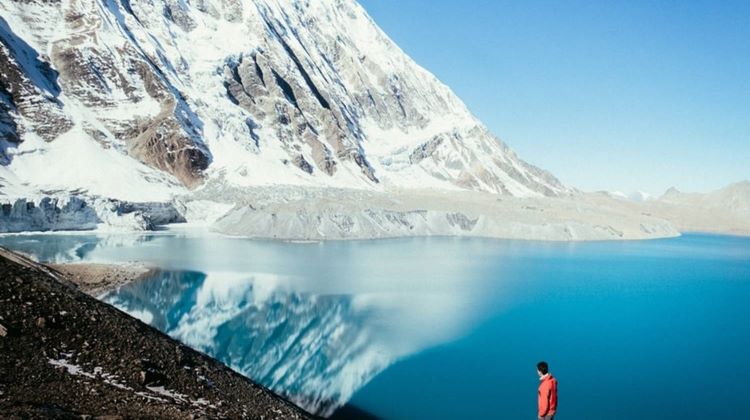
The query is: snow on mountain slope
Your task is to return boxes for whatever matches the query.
[605,190,654,202]
[0,0,567,206]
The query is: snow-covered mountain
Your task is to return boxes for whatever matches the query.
[0,0,567,208]
[605,190,654,202]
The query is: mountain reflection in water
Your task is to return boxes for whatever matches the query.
[4,233,744,418]
[0,233,504,416]
[102,268,487,416]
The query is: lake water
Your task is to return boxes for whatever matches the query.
[1,231,748,419]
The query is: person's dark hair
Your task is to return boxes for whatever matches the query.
[537,361,549,374]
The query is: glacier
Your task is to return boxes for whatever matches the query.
[0,195,185,233]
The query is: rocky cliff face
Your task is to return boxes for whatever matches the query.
[0,14,72,147]
[0,0,568,202]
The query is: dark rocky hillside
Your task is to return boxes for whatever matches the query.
[0,247,314,419]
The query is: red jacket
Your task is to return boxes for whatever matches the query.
[538,374,558,417]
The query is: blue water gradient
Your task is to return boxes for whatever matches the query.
[0,232,747,419]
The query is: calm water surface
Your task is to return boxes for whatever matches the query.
[1,232,748,419]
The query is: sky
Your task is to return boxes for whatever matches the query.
[358,0,750,195]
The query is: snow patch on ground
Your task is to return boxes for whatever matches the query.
[48,356,132,391]
[145,385,188,403]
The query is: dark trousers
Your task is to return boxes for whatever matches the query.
[538,416,555,420]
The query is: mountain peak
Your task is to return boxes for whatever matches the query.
[0,0,567,201]
[662,186,681,196]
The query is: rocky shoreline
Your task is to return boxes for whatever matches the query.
[0,246,315,419]
[48,262,154,297]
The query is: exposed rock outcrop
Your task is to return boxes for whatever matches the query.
[0,16,72,142]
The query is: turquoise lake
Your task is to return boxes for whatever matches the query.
[1,232,748,419]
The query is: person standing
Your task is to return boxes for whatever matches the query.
[537,361,558,419]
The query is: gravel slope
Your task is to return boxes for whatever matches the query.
[0,246,314,419]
